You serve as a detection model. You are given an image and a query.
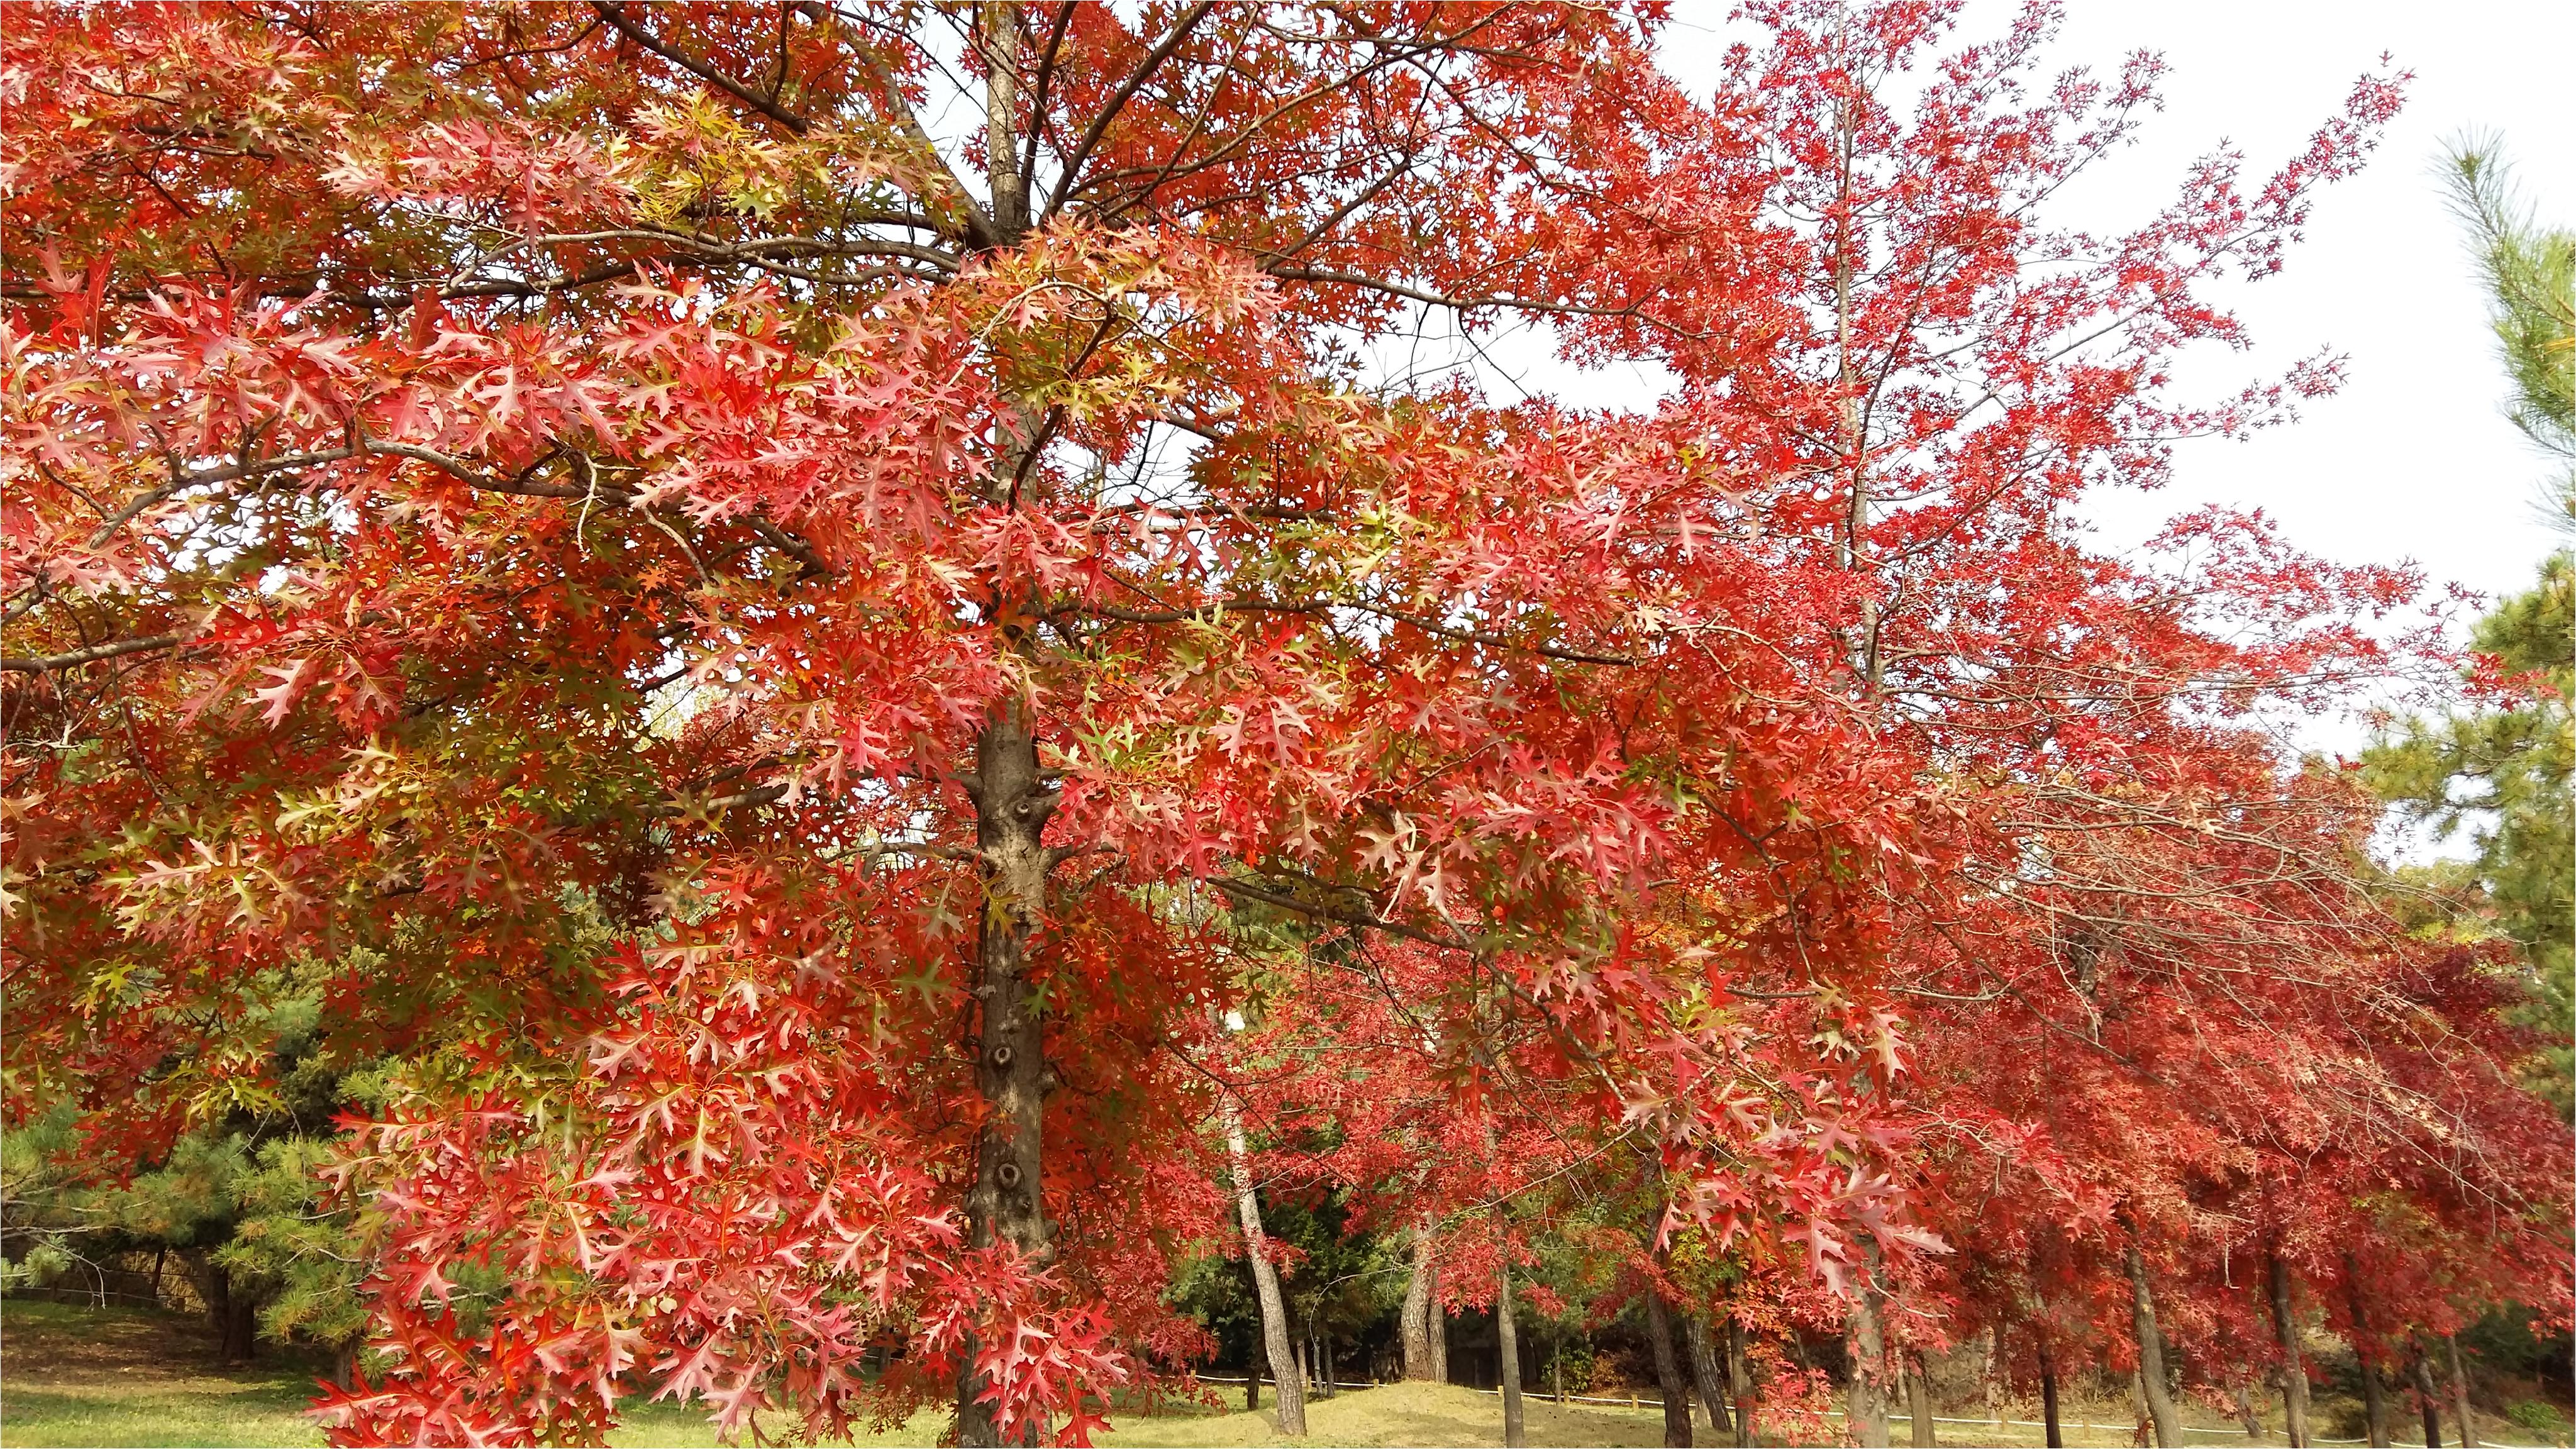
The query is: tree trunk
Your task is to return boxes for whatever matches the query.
[2236,1383,2265,1440]
[2270,1253,2311,1448]
[952,8,1054,1431]
[1318,1326,1335,1398]
[957,704,1058,1446]
[219,1286,258,1364]
[2362,1364,2392,1449]
[1223,1095,1305,1436]
[2443,1335,2477,1448]
[1846,1240,1892,1448]
[183,1255,260,1365]
[2346,1259,2389,1448]
[1643,1287,1694,1448]
[2126,1241,2182,1449]
[1685,1313,1734,1436]
[1499,1258,1526,1448]
[1986,1324,2004,1437]
[1728,1319,1757,1449]
[2039,1341,2063,1449]
[1906,1351,1936,1448]
[1247,1344,1260,1411]
[2411,1350,2444,1448]
[1428,1262,1448,1384]
[1402,1227,1437,1380]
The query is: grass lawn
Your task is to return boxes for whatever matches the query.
[0,1301,828,1448]
[8,1301,2560,1448]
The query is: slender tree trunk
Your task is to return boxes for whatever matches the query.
[2443,1335,2477,1448]
[1247,1342,1260,1411]
[1319,1326,1335,1398]
[954,7,1053,1433]
[2362,1363,2392,1449]
[2347,1259,2389,1448]
[1402,1226,1436,1380]
[1428,1262,1448,1384]
[1986,1324,2004,1438]
[1846,1240,1892,1448]
[1686,1313,1734,1436]
[2411,1350,2444,1448]
[2038,1341,2063,1449]
[1223,1095,1305,1436]
[2127,1241,2182,1449]
[957,704,1057,1446]
[2271,1253,2311,1448]
[1644,1287,1694,1448]
[2236,1384,2265,1440]
[1905,1351,1936,1448]
[1727,1320,1757,1449]
[1499,1258,1526,1448]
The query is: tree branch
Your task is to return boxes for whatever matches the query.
[2,631,193,674]
[1209,874,1476,952]
[592,2,812,135]
[1041,1,1218,223]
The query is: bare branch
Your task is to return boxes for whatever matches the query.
[592,2,812,135]
[2,631,192,674]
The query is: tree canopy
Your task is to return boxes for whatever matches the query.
[2,5,2563,1448]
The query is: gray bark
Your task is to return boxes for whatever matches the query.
[1846,1240,1892,1448]
[1402,1228,1437,1380]
[1906,1352,1936,1447]
[1685,1313,1733,1436]
[956,704,1058,1445]
[954,11,1048,1435]
[2363,1364,2393,1449]
[1643,1287,1694,1448]
[1726,1319,1757,1449]
[2347,1259,2389,1448]
[2444,1335,2477,1448]
[1224,1095,1305,1435]
[2128,1241,2182,1449]
[2236,1383,2265,1439]
[1427,1262,1448,1384]
[1985,1324,2004,1436]
[1499,1259,1526,1447]
[2271,1253,2311,1448]
[2411,1350,2444,1448]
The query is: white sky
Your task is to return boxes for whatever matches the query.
[1641,0,2576,610]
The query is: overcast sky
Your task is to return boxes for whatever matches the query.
[1643,0,2576,609]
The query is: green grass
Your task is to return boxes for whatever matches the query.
[2,1299,328,1447]
[0,1301,810,1448]
[11,1300,2545,1448]
[0,1307,1683,1448]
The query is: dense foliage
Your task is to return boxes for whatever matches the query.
[3,4,2564,1448]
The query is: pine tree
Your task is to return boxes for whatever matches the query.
[2365,140,2575,1113]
